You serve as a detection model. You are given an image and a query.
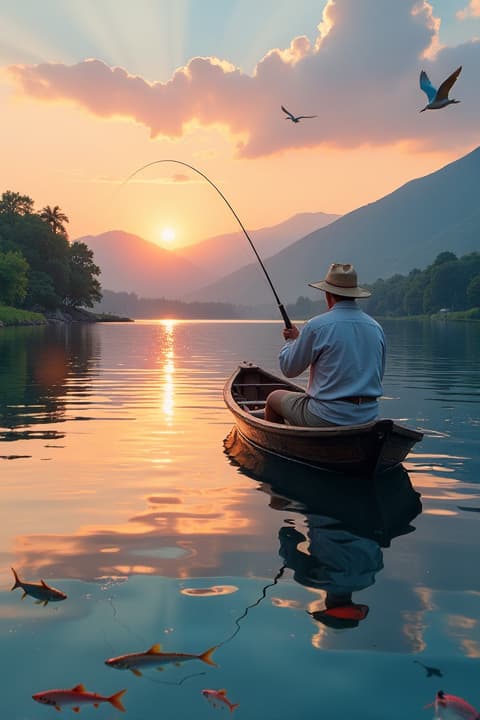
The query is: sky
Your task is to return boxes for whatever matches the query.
[1,0,480,249]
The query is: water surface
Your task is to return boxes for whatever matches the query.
[0,319,479,719]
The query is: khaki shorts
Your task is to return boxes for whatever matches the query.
[279,392,335,427]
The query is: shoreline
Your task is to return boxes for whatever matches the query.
[0,305,132,327]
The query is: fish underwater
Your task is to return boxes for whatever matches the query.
[32,683,127,712]
[10,567,67,605]
[414,659,443,678]
[202,688,239,713]
[425,690,480,720]
[105,643,218,676]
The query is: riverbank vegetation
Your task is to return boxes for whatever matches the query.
[0,191,101,312]
[365,251,480,317]
[0,305,46,326]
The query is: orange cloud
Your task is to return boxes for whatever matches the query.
[457,1,480,19]
[7,1,479,158]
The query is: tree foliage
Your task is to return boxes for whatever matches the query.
[365,252,480,316]
[0,250,29,305]
[39,205,69,235]
[0,190,102,310]
[65,242,102,308]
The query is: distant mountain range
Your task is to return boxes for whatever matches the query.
[175,211,339,279]
[77,212,338,298]
[186,146,480,306]
[77,230,201,299]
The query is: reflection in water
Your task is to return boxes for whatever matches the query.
[181,585,237,596]
[225,430,422,634]
[0,324,99,436]
[278,524,377,629]
[157,320,176,423]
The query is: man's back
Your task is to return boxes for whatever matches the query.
[279,300,385,424]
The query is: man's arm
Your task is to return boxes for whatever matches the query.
[279,321,316,377]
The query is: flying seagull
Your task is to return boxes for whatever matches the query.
[281,105,317,123]
[419,66,462,111]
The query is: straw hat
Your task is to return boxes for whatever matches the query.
[309,263,371,298]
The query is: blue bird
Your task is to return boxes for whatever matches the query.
[281,105,317,123]
[419,66,462,111]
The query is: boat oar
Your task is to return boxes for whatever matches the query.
[118,160,292,329]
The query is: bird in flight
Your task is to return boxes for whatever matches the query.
[281,105,317,123]
[419,66,462,111]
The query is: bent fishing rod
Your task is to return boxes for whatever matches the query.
[119,160,292,329]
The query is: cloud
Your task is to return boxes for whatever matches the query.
[7,0,480,158]
[96,172,199,185]
[457,1,480,19]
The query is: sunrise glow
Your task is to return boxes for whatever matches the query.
[161,227,176,244]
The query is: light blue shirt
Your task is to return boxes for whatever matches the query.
[279,300,386,424]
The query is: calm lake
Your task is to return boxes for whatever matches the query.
[0,318,479,719]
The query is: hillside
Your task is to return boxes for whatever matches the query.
[77,212,337,298]
[175,211,339,280]
[185,146,480,306]
[77,230,210,298]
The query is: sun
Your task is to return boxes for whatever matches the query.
[160,226,176,245]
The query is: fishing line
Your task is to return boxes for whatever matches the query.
[215,564,286,649]
[117,160,292,329]
[100,594,148,654]
[141,671,207,687]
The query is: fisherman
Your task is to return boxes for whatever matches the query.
[265,263,386,426]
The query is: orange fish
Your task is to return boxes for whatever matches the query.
[425,690,480,719]
[105,643,218,676]
[32,683,126,713]
[11,567,67,606]
[202,688,239,713]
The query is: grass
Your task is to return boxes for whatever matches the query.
[0,305,46,326]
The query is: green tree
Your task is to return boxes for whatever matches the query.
[467,275,480,307]
[65,241,102,308]
[0,191,34,217]
[432,251,458,267]
[24,270,59,309]
[39,205,69,235]
[0,250,29,305]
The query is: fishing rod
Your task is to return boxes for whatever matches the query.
[119,160,292,329]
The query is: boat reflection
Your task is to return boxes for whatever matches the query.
[224,428,422,630]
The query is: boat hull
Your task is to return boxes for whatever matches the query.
[223,362,423,477]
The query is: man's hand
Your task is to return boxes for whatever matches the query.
[283,325,299,341]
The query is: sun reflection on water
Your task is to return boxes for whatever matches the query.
[158,319,176,423]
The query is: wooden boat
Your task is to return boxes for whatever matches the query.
[223,362,424,477]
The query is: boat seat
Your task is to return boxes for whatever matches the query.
[248,409,265,418]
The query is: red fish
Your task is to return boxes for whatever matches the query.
[425,690,480,719]
[11,567,67,606]
[32,683,127,713]
[202,688,239,713]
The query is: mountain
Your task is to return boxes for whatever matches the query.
[185,146,480,306]
[77,230,213,298]
[175,211,339,280]
[76,211,338,298]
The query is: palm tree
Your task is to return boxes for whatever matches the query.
[40,205,69,235]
